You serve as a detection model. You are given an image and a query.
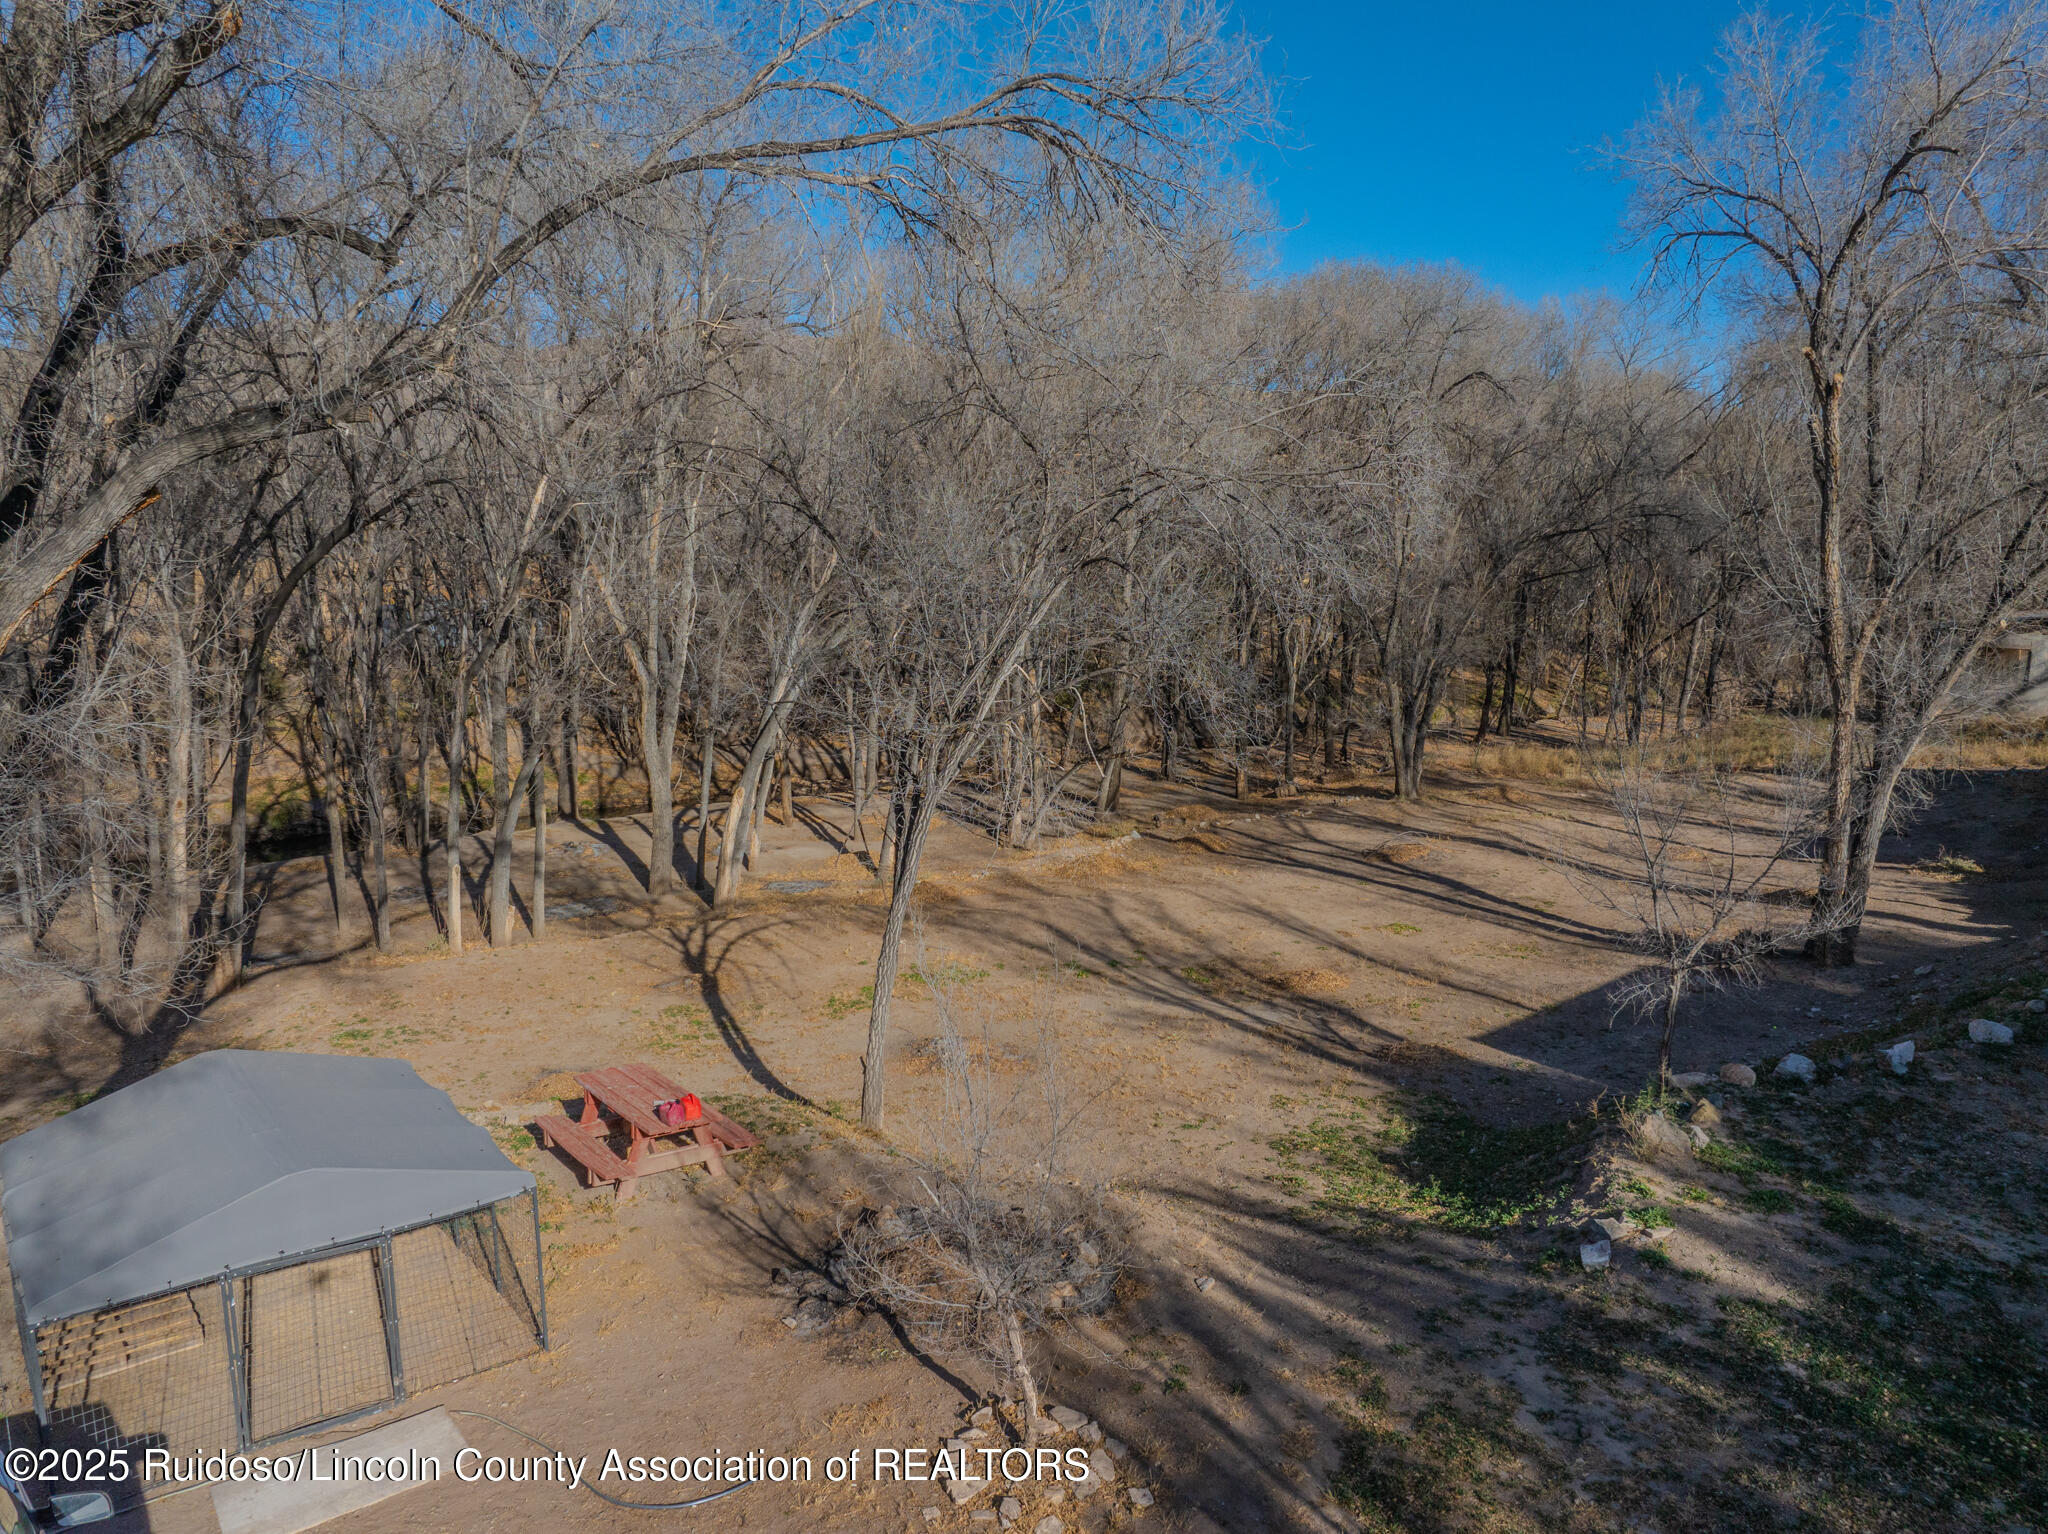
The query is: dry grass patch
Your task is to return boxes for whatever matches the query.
[1265,967,1350,997]
[1373,840,1435,865]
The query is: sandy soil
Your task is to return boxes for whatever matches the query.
[3,754,2042,1534]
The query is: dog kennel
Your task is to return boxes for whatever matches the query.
[1,1052,546,1472]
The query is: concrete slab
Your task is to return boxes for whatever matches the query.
[210,1409,467,1534]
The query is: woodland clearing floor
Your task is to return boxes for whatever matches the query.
[4,757,2046,1533]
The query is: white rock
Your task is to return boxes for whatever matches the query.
[1591,1216,1631,1241]
[1634,1112,1694,1161]
[1102,1438,1128,1460]
[1048,1405,1089,1430]
[1193,1274,1216,1293]
[1719,1062,1757,1087]
[1078,1421,1103,1445]
[1035,1520,1065,1534]
[1880,1039,1915,1074]
[2028,1000,2046,1015]
[1129,1487,1155,1509]
[1971,1018,2016,1045]
[1580,1239,1611,1272]
[949,1474,988,1505]
[1687,1123,1710,1149]
[1069,1447,1119,1500]
[1775,1053,1817,1082]
[1042,1487,1066,1505]
[923,1510,942,1525]
[1669,1071,1714,1089]
[971,1406,996,1427]
[999,1495,1022,1526]
[1913,964,1934,977]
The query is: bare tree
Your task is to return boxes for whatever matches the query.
[1625,0,2048,959]
[1577,747,1836,1090]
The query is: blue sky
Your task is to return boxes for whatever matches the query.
[1233,2,1758,303]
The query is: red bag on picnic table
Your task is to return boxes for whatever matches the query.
[659,1092,704,1128]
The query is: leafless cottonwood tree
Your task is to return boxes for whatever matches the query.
[1626,0,2048,960]
[0,0,1261,652]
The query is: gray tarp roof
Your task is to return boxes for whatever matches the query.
[1,1051,533,1328]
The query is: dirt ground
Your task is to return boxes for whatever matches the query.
[3,752,2045,1534]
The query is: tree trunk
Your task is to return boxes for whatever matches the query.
[1807,357,1857,967]
[713,702,793,906]
[645,715,675,898]
[444,668,468,955]
[1006,1309,1044,1448]
[312,717,349,943]
[88,807,118,975]
[859,774,939,1128]
[165,611,193,958]
[559,692,580,818]
[531,754,547,940]
[486,648,517,947]
[779,747,794,826]
[1658,973,1683,1093]
[694,721,716,894]
[365,733,393,952]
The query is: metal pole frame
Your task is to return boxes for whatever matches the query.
[9,1269,45,1431]
[220,1275,251,1451]
[529,1189,550,1352]
[374,1235,406,1407]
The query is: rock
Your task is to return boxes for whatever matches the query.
[948,1472,989,1506]
[923,1510,942,1525]
[971,1406,995,1427]
[1076,1240,1100,1267]
[2028,1000,2046,1015]
[1102,1438,1128,1460]
[1193,1274,1215,1293]
[1633,1112,1694,1161]
[1971,1018,2016,1044]
[1669,1070,1714,1089]
[1070,1448,1119,1500]
[1687,1123,1710,1149]
[1078,1421,1103,1445]
[1580,1239,1611,1272]
[1775,1053,1817,1083]
[1035,1520,1065,1534]
[999,1495,1023,1526]
[1880,1039,1915,1075]
[782,1296,841,1339]
[1688,1100,1721,1129]
[969,1513,996,1525]
[1720,1062,1757,1087]
[1129,1487,1155,1509]
[1913,964,1934,977]
[1591,1216,1631,1242]
[1043,1486,1066,1505]
[1049,1405,1089,1431]
[961,1426,988,1442]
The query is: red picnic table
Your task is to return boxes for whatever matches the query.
[535,1063,760,1200]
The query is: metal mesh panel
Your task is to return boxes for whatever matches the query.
[243,1248,392,1443]
[392,1193,543,1392]
[36,1282,237,1475]
[23,1195,543,1470]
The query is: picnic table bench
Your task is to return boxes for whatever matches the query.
[535,1063,760,1200]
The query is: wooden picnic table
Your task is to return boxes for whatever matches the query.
[535,1063,760,1200]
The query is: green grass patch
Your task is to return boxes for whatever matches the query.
[1272,1095,1595,1235]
